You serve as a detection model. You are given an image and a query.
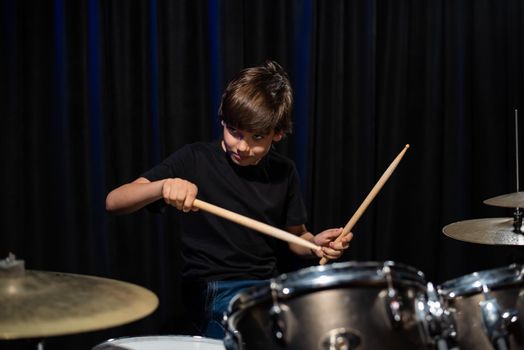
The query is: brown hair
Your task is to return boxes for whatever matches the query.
[218,60,293,135]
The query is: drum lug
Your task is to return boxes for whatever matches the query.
[269,279,287,345]
[385,289,402,327]
[321,328,361,350]
[223,312,243,350]
[479,284,518,348]
[416,282,457,348]
[223,331,242,350]
[382,265,403,327]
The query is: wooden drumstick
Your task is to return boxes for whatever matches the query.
[193,199,322,252]
[319,144,410,265]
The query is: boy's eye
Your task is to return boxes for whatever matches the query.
[225,123,266,141]
[227,126,239,135]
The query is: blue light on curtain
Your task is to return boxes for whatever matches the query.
[208,0,222,139]
[52,0,72,265]
[53,0,67,141]
[293,0,313,190]
[87,0,109,273]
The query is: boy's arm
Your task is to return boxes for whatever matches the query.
[106,176,198,215]
[105,177,166,215]
[287,225,351,259]
[286,225,317,256]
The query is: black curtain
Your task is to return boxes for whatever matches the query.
[2,0,524,349]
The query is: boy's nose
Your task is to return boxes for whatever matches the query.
[237,140,249,152]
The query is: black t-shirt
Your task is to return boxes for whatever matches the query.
[141,141,307,281]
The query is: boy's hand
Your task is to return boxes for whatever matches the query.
[313,228,353,260]
[162,178,199,212]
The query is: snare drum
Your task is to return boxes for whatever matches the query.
[439,264,524,349]
[92,335,225,350]
[224,261,433,350]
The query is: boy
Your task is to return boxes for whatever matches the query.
[105,60,352,338]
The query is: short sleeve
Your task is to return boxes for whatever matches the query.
[140,144,196,212]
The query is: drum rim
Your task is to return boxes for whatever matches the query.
[229,260,426,312]
[93,335,224,348]
[438,263,524,298]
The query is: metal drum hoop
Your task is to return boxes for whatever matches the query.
[92,335,225,350]
[229,260,426,314]
[438,264,524,298]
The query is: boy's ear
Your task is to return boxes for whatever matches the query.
[273,133,283,142]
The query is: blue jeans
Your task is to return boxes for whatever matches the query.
[182,279,268,339]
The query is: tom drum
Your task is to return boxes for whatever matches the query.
[224,261,435,350]
[439,264,524,349]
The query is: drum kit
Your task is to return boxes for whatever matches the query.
[219,191,524,350]
[3,194,524,350]
[214,123,524,350]
[3,128,524,349]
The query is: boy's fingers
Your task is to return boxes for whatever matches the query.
[318,228,343,244]
[161,178,198,212]
[331,227,343,236]
[329,241,350,250]
[329,233,352,246]
[183,190,197,212]
[322,247,342,259]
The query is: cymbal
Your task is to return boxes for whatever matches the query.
[0,270,159,340]
[484,192,524,208]
[442,217,524,245]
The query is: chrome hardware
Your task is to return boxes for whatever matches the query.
[269,279,287,345]
[479,284,518,349]
[322,328,361,350]
[417,282,457,349]
[382,264,403,327]
[222,312,243,350]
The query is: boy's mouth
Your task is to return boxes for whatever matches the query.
[226,149,243,161]
[229,151,257,165]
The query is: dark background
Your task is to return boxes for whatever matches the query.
[2,0,524,349]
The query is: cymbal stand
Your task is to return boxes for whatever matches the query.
[513,208,522,233]
[513,109,523,234]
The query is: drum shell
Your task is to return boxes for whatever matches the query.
[226,261,430,350]
[439,265,524,350]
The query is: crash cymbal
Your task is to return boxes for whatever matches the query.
[442,217,524,245]
[483,192,524,208]
[0,269,158,340]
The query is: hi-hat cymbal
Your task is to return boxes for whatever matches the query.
[442,217,524,245]
[484,192,524,208]
[0,270,159,340]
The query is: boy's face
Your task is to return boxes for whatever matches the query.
[221,122,282,166]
